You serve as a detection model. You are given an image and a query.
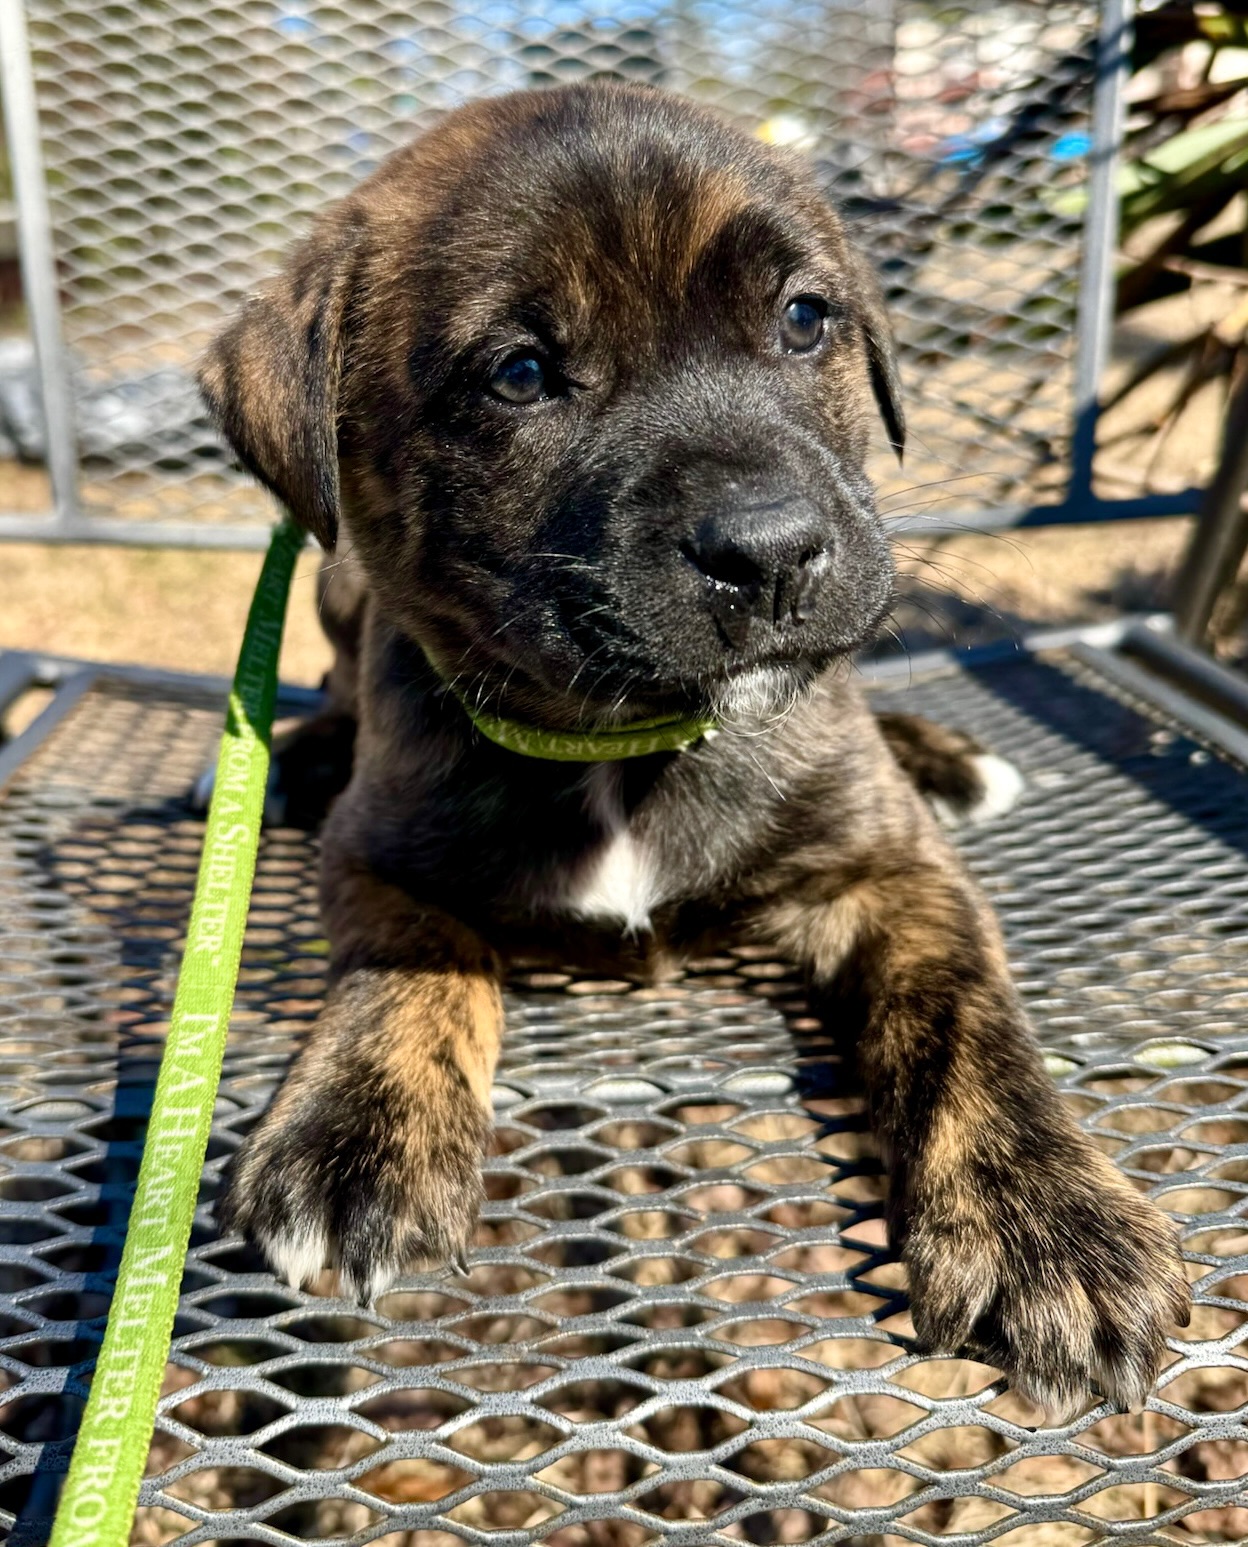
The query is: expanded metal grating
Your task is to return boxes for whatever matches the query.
[7,0,1100,538]
[0,648,1246,1544]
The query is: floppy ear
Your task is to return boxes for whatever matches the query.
[844,244,905,461]
[198,220,362,548]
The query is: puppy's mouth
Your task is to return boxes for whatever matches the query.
[416,514,895,741]
[442,589,891,742]
[562,576,894,719]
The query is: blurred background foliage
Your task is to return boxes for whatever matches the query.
[1107,1,1248,461]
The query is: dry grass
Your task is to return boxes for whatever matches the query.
[0,539,333,694]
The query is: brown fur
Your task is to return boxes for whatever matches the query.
[220,858,502,1293]
[877,711,990,811]
[204,81,1189,1419]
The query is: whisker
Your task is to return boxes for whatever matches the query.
[316,542,357,615]
[743,745,785,800]
[891,540,1024,587]
[886,518,1032,569]
[877,469,999,508]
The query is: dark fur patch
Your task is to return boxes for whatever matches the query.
[877,711,986,810]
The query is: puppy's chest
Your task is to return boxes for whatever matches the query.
[550,765,662,933]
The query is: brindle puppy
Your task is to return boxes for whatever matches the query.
[200,81,1189,1418]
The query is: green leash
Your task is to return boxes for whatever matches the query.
[49,518,304,1547]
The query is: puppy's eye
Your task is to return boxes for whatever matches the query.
[489,352,547,404]
[779,295,827,354]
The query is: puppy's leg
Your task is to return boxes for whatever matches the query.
[761,848,1190,1419]
[876,711,1023,827]
[220,857,502,1299]
[264,706,357,829]
[267,551,367,826]
[191,551,366,827]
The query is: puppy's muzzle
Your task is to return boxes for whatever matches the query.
[682,497,830,648]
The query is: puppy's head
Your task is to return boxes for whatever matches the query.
[201,82,903,729]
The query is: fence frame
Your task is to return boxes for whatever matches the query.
[0,0,1211,548]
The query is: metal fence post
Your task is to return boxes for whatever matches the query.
[1069,0,1133,508]
[0,0,80,530]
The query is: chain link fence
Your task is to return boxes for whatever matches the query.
[1,0,1181,546]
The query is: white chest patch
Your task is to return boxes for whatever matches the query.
[561,765,660,933]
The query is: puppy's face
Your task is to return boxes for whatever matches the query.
[202,83,903,728]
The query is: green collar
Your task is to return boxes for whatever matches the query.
[456,697,718,762]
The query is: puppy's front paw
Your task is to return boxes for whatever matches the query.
[876,712,1024,827]
[930,752,1025,828]
[905,1145,1190,1421]
[220,1068,488,1300]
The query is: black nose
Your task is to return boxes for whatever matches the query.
[683,499,831,646]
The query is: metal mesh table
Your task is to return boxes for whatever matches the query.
[1,640,1246,1544]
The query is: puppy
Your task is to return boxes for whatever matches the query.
[200,81,1189,1418]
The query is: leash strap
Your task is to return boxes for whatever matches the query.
[49,518,305,1547]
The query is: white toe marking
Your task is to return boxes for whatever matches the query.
[259,1223,330,1291]
[965,752,1025,823]
[933,752,1025,827]
[338,1257,398,1306]
[191,766,216,811]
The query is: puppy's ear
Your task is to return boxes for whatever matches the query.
[198,218,362,548]
[845,244,905,461]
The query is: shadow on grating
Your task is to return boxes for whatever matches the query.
[0,655,1245,1545]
